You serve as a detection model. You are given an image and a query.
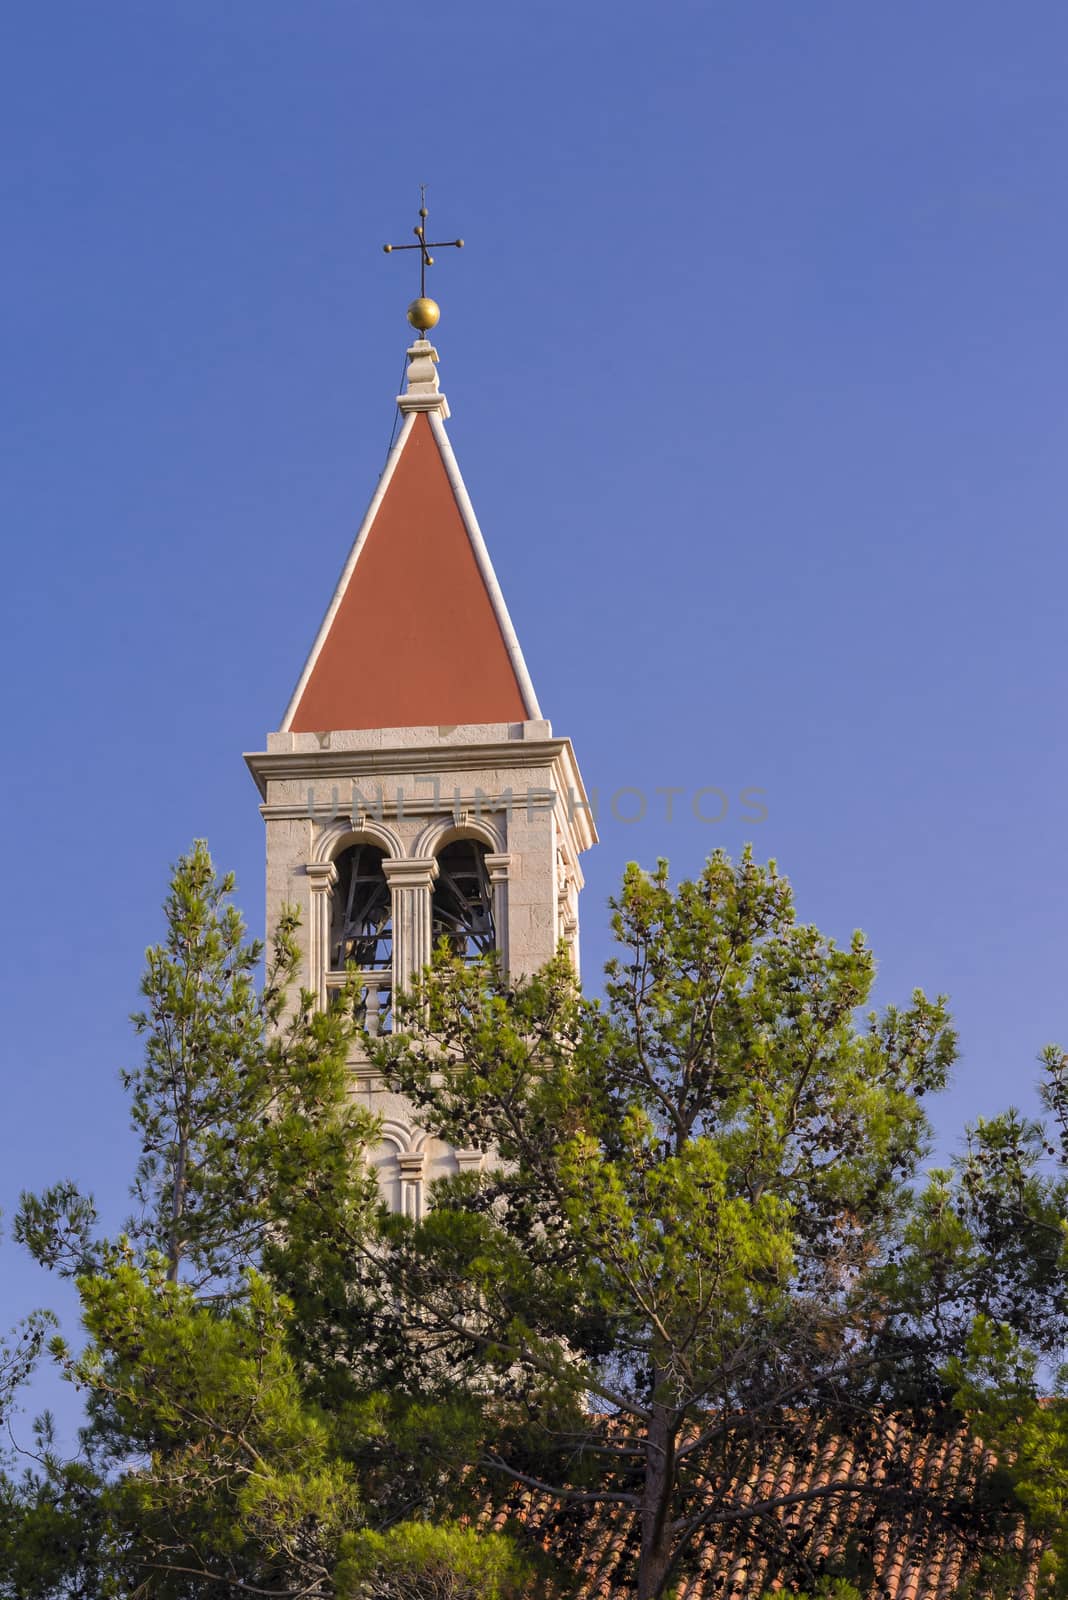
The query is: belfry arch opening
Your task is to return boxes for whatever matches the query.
[431,838,496,962]
[330,843,393,971]
[325,842,393,1036]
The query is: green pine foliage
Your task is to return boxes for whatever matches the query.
[3,841,1068,1598]
[892,1044,1068,1592]
[351,850,962,1599]
[1,842,524,1599]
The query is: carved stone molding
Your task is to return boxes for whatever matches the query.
[383,856,439,982]
[305,860,338,891]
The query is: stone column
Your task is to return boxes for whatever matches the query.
[383,857,439,987]
[556,849,579,970]
[484,852,512,975]
[398,1151,427,1221]
[304,860,338,1007]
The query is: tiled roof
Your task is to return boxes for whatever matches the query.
[482,1417,1048,1599]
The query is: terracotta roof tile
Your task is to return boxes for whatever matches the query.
[485,1418,1045,1598]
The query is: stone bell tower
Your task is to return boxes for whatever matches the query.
[245,272,596,1215]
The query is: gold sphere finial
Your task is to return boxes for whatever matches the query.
[407,296,441,332]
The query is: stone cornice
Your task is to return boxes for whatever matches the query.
[245,736,597,853]
[262,795,557,833]
[249,737,565,788]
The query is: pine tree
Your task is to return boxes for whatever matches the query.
[4,843,524,1600]
[293,850,971,1600]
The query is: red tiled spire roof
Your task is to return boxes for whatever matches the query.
[282,340,539,734]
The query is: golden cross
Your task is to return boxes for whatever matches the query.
[382,185,464,300]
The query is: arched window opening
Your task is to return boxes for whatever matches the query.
[431,839,496,962]
[330,844,392,972]
[327,844,393,1036]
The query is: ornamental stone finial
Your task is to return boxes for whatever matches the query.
[397,337,450,417]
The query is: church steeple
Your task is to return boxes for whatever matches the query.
[282,335,540,734]
[246,235,594,1214]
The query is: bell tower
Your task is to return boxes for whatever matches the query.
[245,252,595,1213]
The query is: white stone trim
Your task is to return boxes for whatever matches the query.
[428,410,542,722]
[484,851,512,975]
[378,1120,413,1153]
[279,412,418,733]
[381,856,440,890]
[306,860,338,1005]
[305,861,338,889]
[312,818,404,864]
[413,813,505,858]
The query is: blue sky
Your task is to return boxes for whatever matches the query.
[3,1,1067,1441]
